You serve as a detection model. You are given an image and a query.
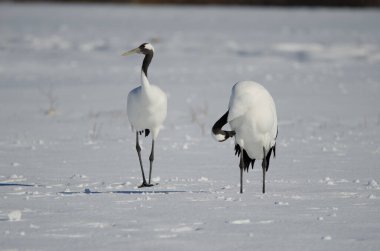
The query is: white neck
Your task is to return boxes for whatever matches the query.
[141,70,150,89]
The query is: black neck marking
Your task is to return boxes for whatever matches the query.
[142,52,153,77]
[212,110,235,142]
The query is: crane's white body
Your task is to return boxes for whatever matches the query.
[228,81,277,159]
[127,73,167,139]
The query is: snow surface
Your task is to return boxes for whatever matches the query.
[1,3,380,251]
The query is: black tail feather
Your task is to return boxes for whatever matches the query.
[273,126,278,158]
[235,144,241,157]
[251,159,255,169]
[138,129,150,137]
[265,148,273,171]
[243,150,251,172]
[235,144,256,172]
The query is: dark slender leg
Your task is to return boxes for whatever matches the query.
[262,147,267,194]
[148,139,155,184]
[135,132,152,187]
[239,150,244,194]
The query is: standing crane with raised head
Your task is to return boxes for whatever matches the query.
[122,43,167,188]
[212,81,278,194]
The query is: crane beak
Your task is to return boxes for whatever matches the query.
[122,47,141,56]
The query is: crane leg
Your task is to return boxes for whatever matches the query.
[148,139,155,185]
[136,132,152,188]
[239,151,244,194]
[262,147,267,194]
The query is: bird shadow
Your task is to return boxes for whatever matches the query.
[59,190,207,195]
[0,183,208,195]
[0,183,36,187]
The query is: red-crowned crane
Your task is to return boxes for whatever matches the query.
[122,43,167,187]
[212,81,278,194]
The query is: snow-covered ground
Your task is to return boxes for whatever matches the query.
[1,3,380,250]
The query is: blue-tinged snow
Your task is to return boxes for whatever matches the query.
[0,3,380,251]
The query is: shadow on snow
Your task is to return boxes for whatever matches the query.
[0,183,208,195]
[59,190,207,195]
[0,183,36,187]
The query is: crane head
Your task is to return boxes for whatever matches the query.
[122,43,154,56]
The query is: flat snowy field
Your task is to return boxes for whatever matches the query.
[0,3,380,250]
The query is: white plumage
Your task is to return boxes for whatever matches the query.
[229,81,277,159]
[127,75,167,140]
[123,43,167,187]
[212,81,278,194]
